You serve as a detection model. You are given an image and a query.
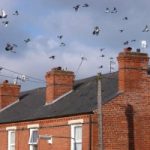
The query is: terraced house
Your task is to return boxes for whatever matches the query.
[0,48,150,150]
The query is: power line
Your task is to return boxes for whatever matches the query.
[0,66,45,83]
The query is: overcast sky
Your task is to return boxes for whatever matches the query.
[0,0,150,91]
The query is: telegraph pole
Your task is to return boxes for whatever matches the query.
[97,73,103,150]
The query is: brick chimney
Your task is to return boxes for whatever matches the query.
[0,80,21,109]
[117,47,149,92]
[45,67,75,104]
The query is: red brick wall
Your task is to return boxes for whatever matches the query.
[0,81,20,109]
[45,68,74,104]
[0,114,97,150]
[101,49,150,150]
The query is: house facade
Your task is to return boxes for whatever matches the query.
[0,48,150,150]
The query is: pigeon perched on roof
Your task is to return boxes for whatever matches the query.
[82,4,89,7]
[5,43,17,53]
[49,56,55,59]
[24,38,31,43]
[2,21,9,27]
[0,9,7,18]
[73,5,80,11]
[142,25,149,32]
[93,26,101,35]
[13,10,19,16]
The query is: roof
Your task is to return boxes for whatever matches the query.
[0,72,118,124]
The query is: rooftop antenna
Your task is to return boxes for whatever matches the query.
[141,40,148,52]
[13,74,27,85]
[109,57,116,73]
[75,56,87,76]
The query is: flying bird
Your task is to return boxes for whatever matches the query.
[49,56,55,59]
[2,21,9,27]
[13,10,19,16]
[100,48,105,51]
[105,8,110,13]
[0,9,7,18]
[123,17,128,20]
[24,38,31,43]
[82,3,89,7]
[60,42,66,47]
[142,25,149,32]
[119,29,124,33]
[99,65,103,69]
[123,41,129,45]
[131,39,136,42]
[93,26,101,35]
[5,43,17,53]
[57,35,63,39]
[111,7,117,13]
[100,54,105,58]
[73,5,80,12]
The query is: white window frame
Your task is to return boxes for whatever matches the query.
[28,128,38,150]
[8,130,16,150]
[71,124,82,150]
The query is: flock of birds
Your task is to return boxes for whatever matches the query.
[1,1,150,75]
[0,9,31,53]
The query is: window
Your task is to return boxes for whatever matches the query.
[71,124,82,150]
[8,130,15,150]
[29,129,38,150]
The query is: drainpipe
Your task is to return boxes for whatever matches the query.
[89,114,92,150]
[97,73,103,150]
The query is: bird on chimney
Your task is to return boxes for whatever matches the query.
[93,26,101,35]
[142,25,149,32]
[0,9,7,18]
[73,5,80,12]
[82,3,89,7]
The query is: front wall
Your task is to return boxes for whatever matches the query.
[0,114,97,150]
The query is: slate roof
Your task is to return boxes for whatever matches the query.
[0,72,118,124]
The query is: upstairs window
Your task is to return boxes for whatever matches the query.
[71,124,82,150]
[8,130,15,150]
[29,129,38,150]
